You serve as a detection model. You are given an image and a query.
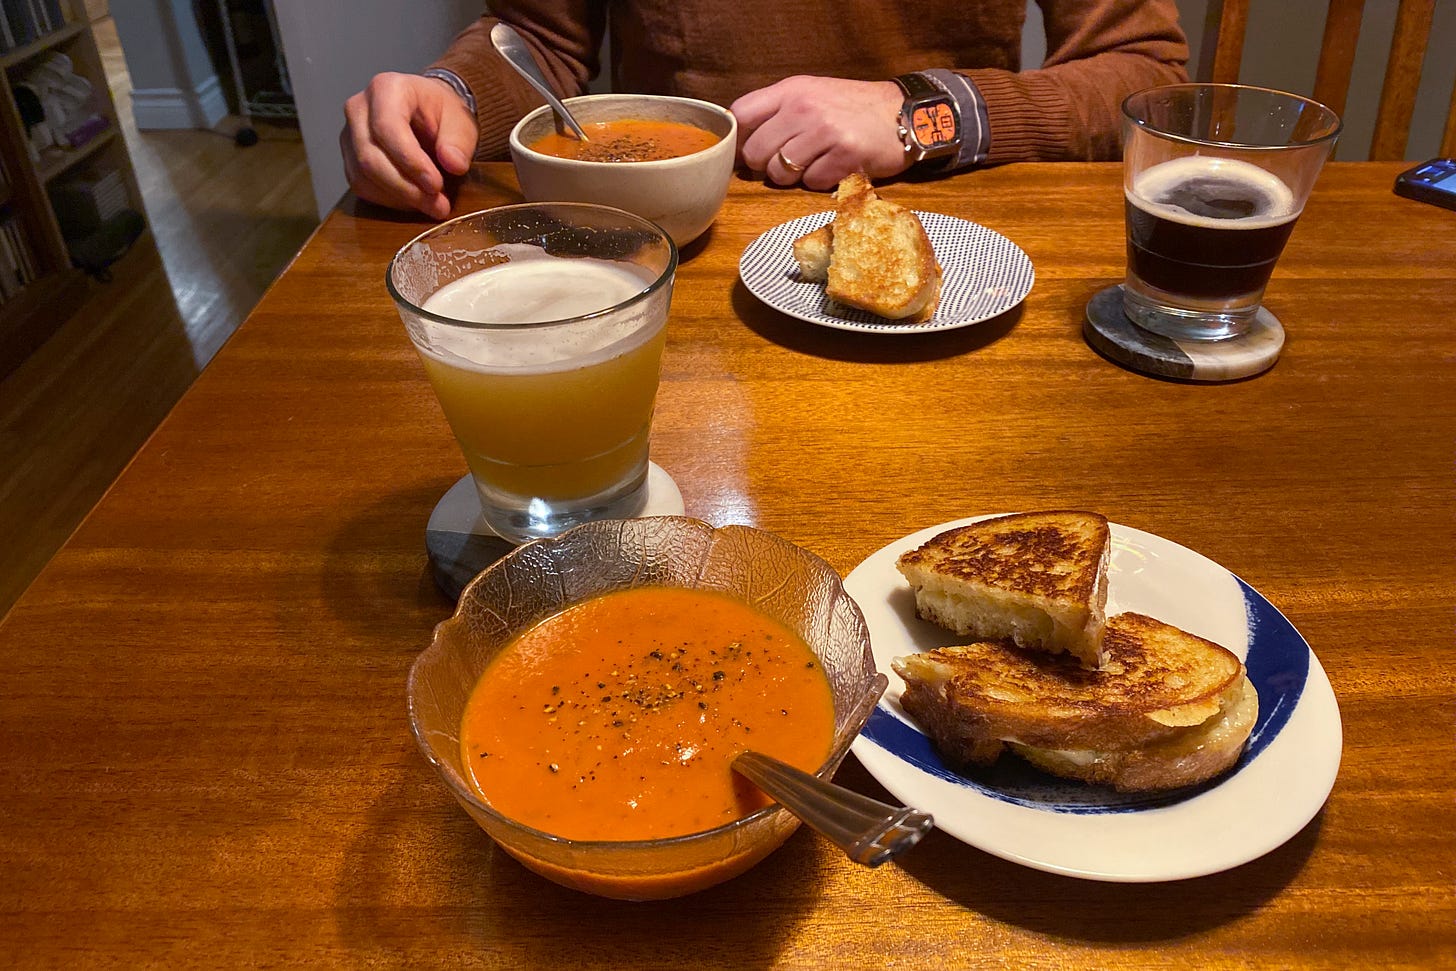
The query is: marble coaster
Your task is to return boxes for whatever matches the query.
[1084,285,1285,381]
[424,462,685,601]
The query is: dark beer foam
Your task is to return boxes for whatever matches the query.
[1128,157,1298,229]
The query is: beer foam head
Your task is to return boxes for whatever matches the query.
[1129,156,1298,229]
[422,254,649,325]
[416,257,662,372]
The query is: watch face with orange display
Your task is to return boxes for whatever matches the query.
[894,73,961,164]
[910,101,958,150]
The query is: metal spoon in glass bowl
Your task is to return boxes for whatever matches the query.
[490,22,590,142]
[733,750,934,867]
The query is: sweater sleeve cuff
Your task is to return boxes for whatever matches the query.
[920,68,990,171]
[959,69,1070,164]
[420,68,477,116]
[432,32,548,161]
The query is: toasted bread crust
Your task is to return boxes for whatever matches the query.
[1011,676,1258,791]
[905,262,943,323]
[823,174,941,321]
[891,612,1246,753]
[896,511,1111,666]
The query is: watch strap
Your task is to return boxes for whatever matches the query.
[893,72,943,102]
[919,69,990,170]
[422,67,478,117]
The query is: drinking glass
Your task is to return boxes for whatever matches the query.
[388,203,677,544]
[1121,84,1341,341]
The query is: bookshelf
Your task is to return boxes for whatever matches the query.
[0,0,144,378]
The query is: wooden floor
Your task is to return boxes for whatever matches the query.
[0,16,319,616]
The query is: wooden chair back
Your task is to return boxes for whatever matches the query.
[1202,0,1456,160]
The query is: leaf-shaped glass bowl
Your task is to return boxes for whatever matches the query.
[407,516,882,900]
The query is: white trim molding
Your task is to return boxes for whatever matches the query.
[131,74,228,131]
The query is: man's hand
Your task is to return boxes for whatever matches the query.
[731,76,908,190]
[341,73,479,219]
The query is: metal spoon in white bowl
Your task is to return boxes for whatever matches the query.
[490,22,590,142]
[733,750,934,867]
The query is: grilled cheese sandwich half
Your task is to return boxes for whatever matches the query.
[897,511,1111,668]
[892,612,1257,792]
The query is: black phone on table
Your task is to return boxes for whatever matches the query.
[1393,158,1456,211]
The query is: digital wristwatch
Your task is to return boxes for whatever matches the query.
[893,73,961,168]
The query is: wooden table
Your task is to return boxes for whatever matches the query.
[3,163,1452,968]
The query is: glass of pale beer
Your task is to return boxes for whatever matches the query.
[389,203,677,544]
[1121,84,1341,341]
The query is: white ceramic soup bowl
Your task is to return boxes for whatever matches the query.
[509,94,737,247]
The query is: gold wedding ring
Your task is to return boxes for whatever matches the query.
[775,149,806,175]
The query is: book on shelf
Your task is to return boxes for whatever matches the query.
[0,237,19,300]
[40,0,64,32]
[0,216,31,300]
[5,216,34,282]
[0,0,38,49]
[24,0,52,35]
[0,0,65,52]
[52,167,129,237]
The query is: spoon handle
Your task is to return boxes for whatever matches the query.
[489,23,590,141]
[733,750,934,868]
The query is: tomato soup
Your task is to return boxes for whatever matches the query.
[460,586,836,841]
[529,118,721,163]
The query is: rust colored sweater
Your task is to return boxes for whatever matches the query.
[434,0,1188,165]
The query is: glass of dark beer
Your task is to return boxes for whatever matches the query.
[1121,84,1341,341]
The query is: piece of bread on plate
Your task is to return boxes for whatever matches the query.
[891,612,1257,792]
[896,511,1111,668]
[793,223,833,282]
[827,173,941,321]
[790,174,942,321]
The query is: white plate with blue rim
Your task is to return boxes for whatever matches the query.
[845,515,1342,882]
[738,211,1034,334]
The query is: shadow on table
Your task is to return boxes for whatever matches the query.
[318,479,462,639]
[837,755,1323,941]
[336,767,825,967]
[731,280,1022,364]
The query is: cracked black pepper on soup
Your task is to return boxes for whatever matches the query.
[460,586,835,841]
[528,118,720,162]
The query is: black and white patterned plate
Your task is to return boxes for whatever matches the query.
[738,211,1034,334]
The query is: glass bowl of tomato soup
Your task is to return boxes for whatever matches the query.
[508,94,736,248]
[407,516,883,900]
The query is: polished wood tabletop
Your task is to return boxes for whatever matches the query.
[2,162,1453,968]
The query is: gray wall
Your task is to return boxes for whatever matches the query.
[111,0,227,130]
[270,1,480,220]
